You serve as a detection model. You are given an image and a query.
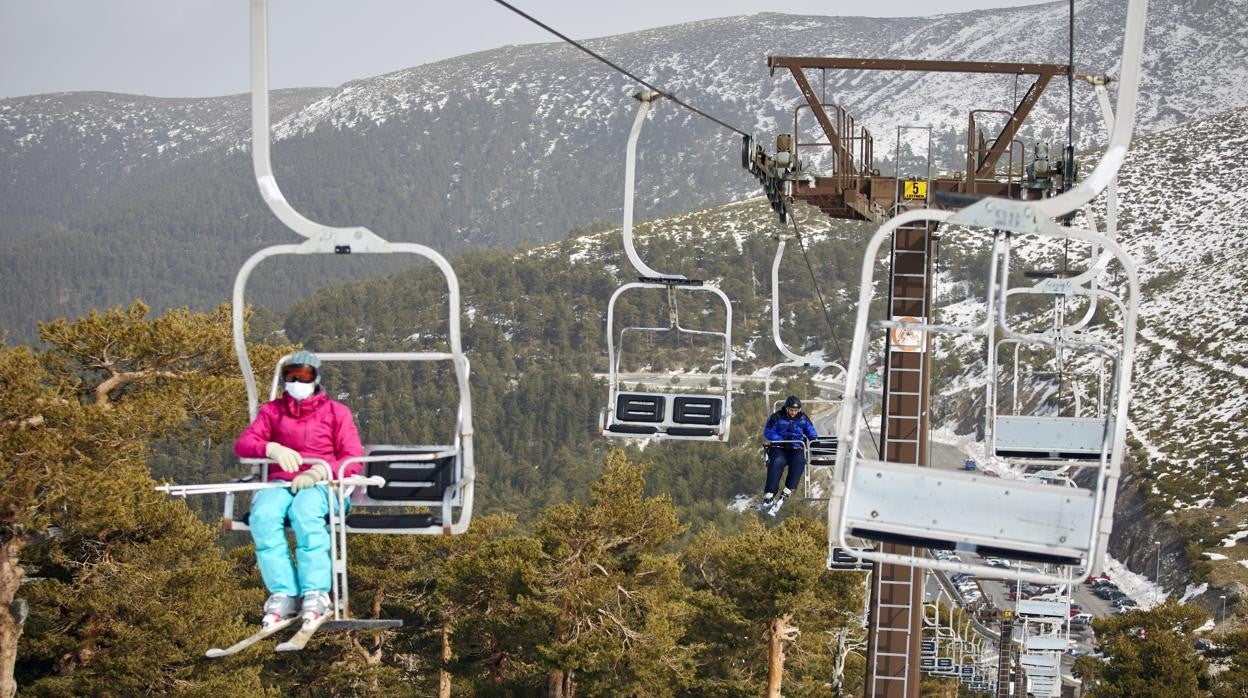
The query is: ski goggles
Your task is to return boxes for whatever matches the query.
[282,365,317,383]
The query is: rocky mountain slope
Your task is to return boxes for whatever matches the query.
[2,0,1246,338]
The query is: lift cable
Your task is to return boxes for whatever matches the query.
[1059,0,1077,411]
[491,0,750,138]
[785,202,881,457]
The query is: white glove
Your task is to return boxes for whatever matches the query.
[265,442,302,473]
[290,464,329,493]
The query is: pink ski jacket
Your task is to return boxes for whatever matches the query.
[235,390,364,481]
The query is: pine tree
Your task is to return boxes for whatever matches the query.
[3,302,284,696]
[1085,601,1209,697]
[528,449,694,696]
[681,517,864,696]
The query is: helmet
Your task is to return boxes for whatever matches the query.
[784,395,802,410]
[283,350,321,384]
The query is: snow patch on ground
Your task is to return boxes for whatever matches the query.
[1205,552,1229,561]
[1222,530,1248,548]
[728,493,757,513]
[1103,555,1168,608]
[1181,583,1210,605]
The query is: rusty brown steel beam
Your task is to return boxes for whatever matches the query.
[786,67,854,173]
[768,56,1070,77]
[975,72,1052,179]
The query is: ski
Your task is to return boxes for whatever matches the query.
[766,495,788,517]
[205,616,298,658]
[275,612,330,652]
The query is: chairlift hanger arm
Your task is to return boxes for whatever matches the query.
[251,0,363,243]
[770,236,810,363]
[620,91,685,282]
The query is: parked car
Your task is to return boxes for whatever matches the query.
[1113,597,1138,608]
[1095,586,1124,600]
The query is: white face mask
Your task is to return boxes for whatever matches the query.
[284,381,316,401]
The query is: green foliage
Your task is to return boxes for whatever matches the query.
[1085,602,1209,697]
[4,303,268,696]
[681,517,865,695]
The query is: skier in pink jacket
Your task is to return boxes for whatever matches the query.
[235,350,363,627]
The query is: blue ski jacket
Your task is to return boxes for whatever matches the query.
[764,409,819,448]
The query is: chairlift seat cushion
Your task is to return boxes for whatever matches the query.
[666,426,715,437]
[606,424,659,435]
[605,392,727,441]
[363,447,456,502]
[616,393,665,422]
[345,512,438,529]
[808,437,839,465]
[672,396,722,425]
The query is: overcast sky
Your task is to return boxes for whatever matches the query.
[0,0,1051,99]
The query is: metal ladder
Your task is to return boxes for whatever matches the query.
[865,126,935,697]
[866,219,934,697]
[870,561,921,693]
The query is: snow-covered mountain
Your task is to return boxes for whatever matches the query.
[1,0,1245,337]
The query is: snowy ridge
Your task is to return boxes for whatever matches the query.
[2,0,1246,248]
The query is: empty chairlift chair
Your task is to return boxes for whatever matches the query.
[989,287,1117,465]
[598,90,733,442]
[830,222,1136,581]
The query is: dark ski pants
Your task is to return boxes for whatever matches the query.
[765,447,806,495]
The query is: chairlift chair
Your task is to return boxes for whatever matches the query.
[987,249,1125,467]
[157,0,475,637]
[827,0,1147,585]
[761,231,848,494]
[599,91,733,442]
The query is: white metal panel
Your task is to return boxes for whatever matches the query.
[996,415,1105,454]
[1020,653,1059,669]
[845,460,1095,554]
[1025,635,1068,651]
[1016,600,1070,618]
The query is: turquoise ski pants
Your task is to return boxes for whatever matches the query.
[250,486,342,597]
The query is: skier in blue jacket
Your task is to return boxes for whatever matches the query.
[760,395,819,514]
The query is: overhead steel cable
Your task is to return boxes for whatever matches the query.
[784,201,881,457]
[491,0,751,138]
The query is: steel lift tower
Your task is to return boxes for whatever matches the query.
[748,58,1068,698]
